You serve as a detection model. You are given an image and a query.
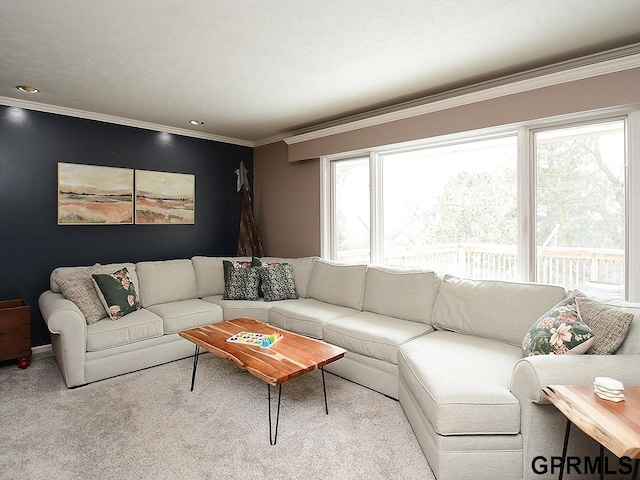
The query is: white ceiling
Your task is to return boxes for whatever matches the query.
[1,0,640,145]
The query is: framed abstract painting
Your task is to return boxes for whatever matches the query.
[135,170,195,224]
[58,163,133,225]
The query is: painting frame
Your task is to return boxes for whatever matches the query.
[135,169,195,225]
[57,162,134,225]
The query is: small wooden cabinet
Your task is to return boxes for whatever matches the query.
[0,299,32,368]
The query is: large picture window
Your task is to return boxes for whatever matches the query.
[325,113,630,298]
[382,136,517,279]
[331,157,370,262]
[534,120,626,295]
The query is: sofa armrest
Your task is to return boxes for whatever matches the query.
[39,290,87,387]
[512,354,640,479]
[511,354,640,405]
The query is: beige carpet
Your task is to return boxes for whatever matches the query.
[0,352,434,480]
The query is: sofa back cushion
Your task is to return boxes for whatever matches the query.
[432,274,567,347]
[136,259,198,308]
[50,262,140,294]
[191,256,252,298]
[306,260,367,310]
[363,266,437,324]
[259,257,318,298]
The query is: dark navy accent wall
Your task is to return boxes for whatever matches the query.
[0,106,253,347]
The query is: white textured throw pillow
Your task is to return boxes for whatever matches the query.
[55,264,107,325]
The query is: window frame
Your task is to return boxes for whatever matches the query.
[321,105,638,300]
[527,116,629,295]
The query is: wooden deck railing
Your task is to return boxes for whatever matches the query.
[337,243,624,294]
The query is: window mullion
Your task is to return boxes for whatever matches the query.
[320,157,332,260]
[627,107,640,301]
[517,126,535,282]
[370,152,383,265]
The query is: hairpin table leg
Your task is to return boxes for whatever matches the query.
[190,345,199,392]
[321,367,328,415]
[268,384,282,445]
[558,419,571,480]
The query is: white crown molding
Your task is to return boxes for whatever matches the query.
[281,46,640,146]
[0,96,254,148]
[253,134,291,148]
[4,44,640,150]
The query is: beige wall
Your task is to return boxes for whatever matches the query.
[255,68,640,257]
[253,140,320,257]
[289,68,640,161]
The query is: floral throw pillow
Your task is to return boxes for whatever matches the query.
[91,267,142,320]
[259,263,298,302]
[222,260,260,300]
[522,296,595,356]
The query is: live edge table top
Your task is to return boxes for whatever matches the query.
[179,318,346,387]
[541,385,640,459]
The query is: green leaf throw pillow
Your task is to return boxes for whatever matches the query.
[259,263,298,302]
[222,260,260,300]
[522,296,595,356]
[91,267,142,320]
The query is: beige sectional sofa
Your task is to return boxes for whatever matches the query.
[39,256,640,480]
[39,259,223,388]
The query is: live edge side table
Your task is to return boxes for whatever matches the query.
[0,299,32,369]
[542,385,640,480]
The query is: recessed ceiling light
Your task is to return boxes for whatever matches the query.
[16,85,39,94]
[189,120,204,126]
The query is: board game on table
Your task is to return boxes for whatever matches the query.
[226,330,283,348]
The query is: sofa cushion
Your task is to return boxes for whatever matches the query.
[203,295,292,322]
[146,299,223,334]
[363,266,437,324]
[55,264,107,325]
[522,296,595,356]
[91,267,142,321]
[306,260,367,310]
[86,309,163,352]
[432,274,566,347]
[259,257,318,298]
[192,256,252,298]
[136,259,198,308]
[324,312,433,364]
[399,330,522,435]
[570,291,635,355]
[269,298,358,339]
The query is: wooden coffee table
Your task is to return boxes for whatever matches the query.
[542,385,640,480]
[179,317,346,445]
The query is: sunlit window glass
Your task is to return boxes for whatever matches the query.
[535,120,626,297]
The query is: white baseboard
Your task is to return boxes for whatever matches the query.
[32,344,53,355]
